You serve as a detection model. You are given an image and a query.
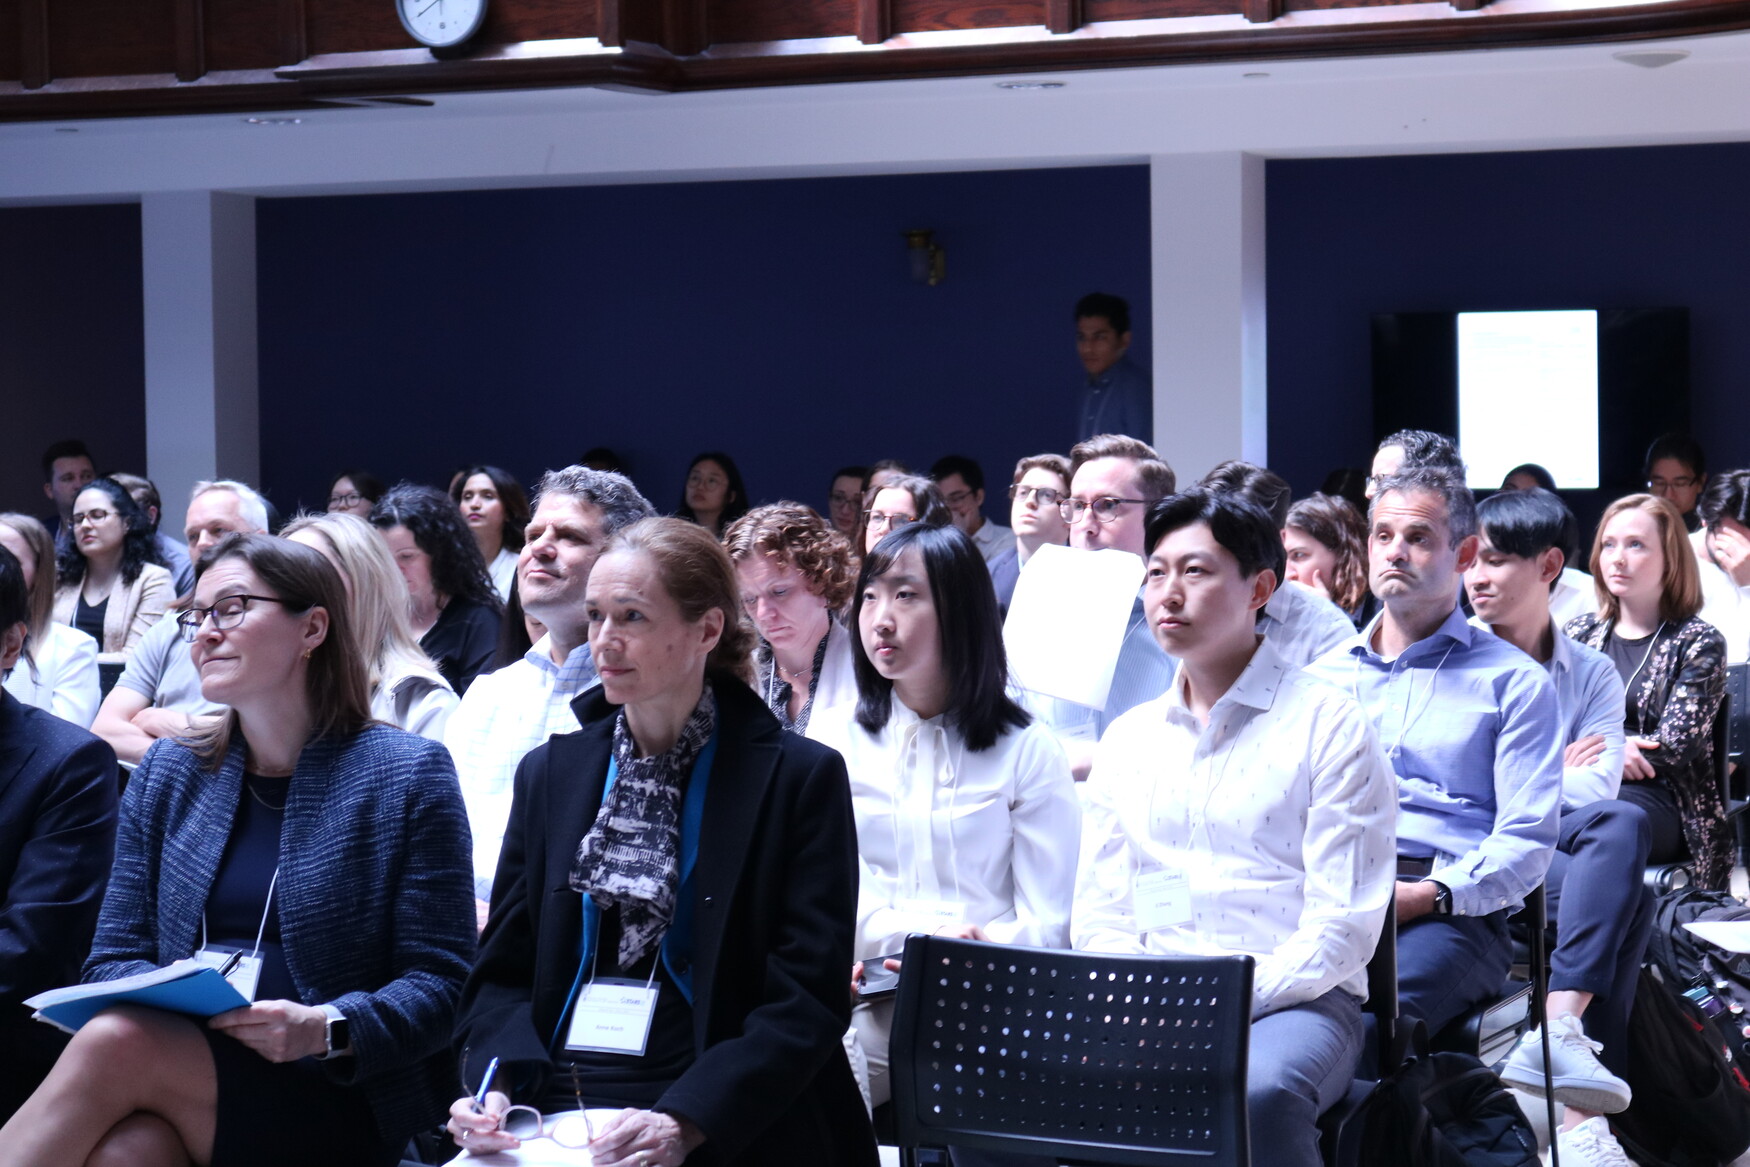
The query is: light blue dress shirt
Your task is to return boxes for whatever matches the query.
[1305,605,1563,917]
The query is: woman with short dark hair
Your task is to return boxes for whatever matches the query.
[369,483,503,696]
[450,464,530,602]
[51,477,174,662]
[854,473,950,556]
[811,522,1079,1111]
[0,533,475,1167]
[448,516,875,1167]
[325,470,384,520]
[674,452,749,538]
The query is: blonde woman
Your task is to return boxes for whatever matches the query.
[280,512,457,741]
[0,514,100,727]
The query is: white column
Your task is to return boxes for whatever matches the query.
[1148,153,1268,485]
[141,191,259,535]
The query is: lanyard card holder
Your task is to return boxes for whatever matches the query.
[195,866,278,1004]
[1134,868,1193,934]
[565,968,659,1056]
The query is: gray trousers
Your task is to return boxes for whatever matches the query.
[1248,987,1365,1167]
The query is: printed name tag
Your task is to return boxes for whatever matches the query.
[193,948,264,1003]
[895,898,964,930]
[565,979,659,1056]
[1134,869,1193,933]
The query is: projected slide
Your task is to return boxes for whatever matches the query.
[1457,310,1600,490]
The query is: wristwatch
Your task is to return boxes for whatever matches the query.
[320,1006,351,1059]
[1426,880,1453,916]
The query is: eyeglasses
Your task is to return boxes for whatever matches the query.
[1008,484,1064,507]
[1647,477,1697,492]
[864,511,915,532]
[176,594,288,643]
[1058,497,1149,524]
[829,492,860,508]
[940,489,974,507]
[72,509,113,527]
[328,493,365,509]
[461,1050,594,1149]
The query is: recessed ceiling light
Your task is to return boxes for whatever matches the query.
[243,116,304,125]
[1611,49,1689,68]
[995,81,1065,90]
[1242,72,1271,79]
[53,126,78,133]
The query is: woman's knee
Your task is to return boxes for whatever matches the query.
[60,1008,203,1092]
[84,1112,190,1167]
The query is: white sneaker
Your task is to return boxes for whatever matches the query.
[1556,1115,1638,1167]
[1498,1013,1632,1114]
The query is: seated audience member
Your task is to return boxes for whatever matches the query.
[1644,432,1707,533]
[812,522,1079,1112]
[1566,493,1730,888]
[1202,461,1353,668]
[990,453,1072,608]
[51,477,174,662]
[1366,428,1462,499]
[370,483,502,696]
[451,464,530,602]
[1693,469,1750,664]
[0,534,475,1167]
[492,577,539,669]
[579,446,626,475]
[449,518,876,1167]
[0,516,99,727]
[90,481,269,765]
[827,466,868,540]
[445,468,655,916]
[0,547,118,1120]
[724,503,858,738]
[1501,463,1558,493]
[1284,493,1373,625]
[282,512,457,739]
[931,454,1017,566]
[1305,465,1562,1037]
[856,472,950,556]
[1074,292,1150,443]
[865,459,911,492]
[1466,487,1646,1165]
[1074,488,1395,1167]
[1320,467,1370,518]
[325,469,384,519]
[1547,499,1598,629]
[675,451,749,538]
[1020,434,1178,779]
[39,439,95,542]
[109,473,194,595]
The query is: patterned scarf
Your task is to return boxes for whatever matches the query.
[570,684,717,969]
[757,624,833,733]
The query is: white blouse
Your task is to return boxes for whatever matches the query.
[4,622,101,728]
[371,669,459,741]
[488,547,519,604]
[812,700,1081,960]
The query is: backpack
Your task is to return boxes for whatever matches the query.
[1646,887,1750,1068]
[1352,1049,1539,1167]
[1612,965,1750,1167]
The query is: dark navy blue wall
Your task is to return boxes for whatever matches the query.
[256,166,1152,520]
[1,204,145,516]
[1267,143,1750,498]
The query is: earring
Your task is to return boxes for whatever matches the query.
[303,648,312,660]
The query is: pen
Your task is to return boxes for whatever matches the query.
[217,951,244,979]
[471,1056,501,1114]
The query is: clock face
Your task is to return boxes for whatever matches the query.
[396,0,487,49]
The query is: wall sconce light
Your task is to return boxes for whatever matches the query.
[905,229,946,286]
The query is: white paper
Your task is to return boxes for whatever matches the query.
[1684,921,1750,953]
[443,1109,622,1165]
[1004,544,1145,710]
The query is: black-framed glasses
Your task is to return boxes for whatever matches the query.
[327,492,365,509]
[864,510,915,532]
[829,491,860,508]
[940,488,974,507]
[176,595,288,643]
[460,1049,594,1148]
[1647,477,1697,492]
[1008,484,1063,507]
[71,509,113,527]
[1058,497,1148,524]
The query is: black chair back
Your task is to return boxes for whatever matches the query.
[890,934,1253,1166]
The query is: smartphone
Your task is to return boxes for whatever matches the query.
[856,954,905,1001]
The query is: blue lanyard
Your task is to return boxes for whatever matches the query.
[550,726,717,1051]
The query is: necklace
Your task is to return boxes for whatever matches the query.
[1616,620,1666,737]
[245,779,288,812]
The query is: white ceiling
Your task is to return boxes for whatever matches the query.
[1,20,1746,205]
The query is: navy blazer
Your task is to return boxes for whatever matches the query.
[457,678,877,1167]
[84,723,476,1145]
[0,692,118,1116]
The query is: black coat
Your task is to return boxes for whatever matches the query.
[455,678,877,1167]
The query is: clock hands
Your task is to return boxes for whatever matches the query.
[417,0,441,16]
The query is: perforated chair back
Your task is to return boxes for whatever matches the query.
[889,934,1254,1166]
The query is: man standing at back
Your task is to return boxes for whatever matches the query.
[39,440,95,542]
[445,467,656,924]
[1306,465,1563,1037]
[1074,293,1151,443]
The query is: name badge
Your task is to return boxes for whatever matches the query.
[895,898,963,930]
[193,948,264,1003]
[1134,869,1193,934]
[565,979,659,1056]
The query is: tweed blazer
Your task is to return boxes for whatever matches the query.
[52,562,175,657]
[83,723,477,1144]
[1563,613,1730,888]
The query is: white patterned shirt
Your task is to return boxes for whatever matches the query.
[1074,636,1397,1016]
[444,635,599,900]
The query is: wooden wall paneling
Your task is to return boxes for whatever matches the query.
[48,0,178,79]
[279,0,307,64]
[1450,0,1488,11]
[893,0,1047,32]
[1046,0,1084,33]
[859,0,893,41]
[305,0,410,57]
[1088,0,1238,18]
[663,0,709,53]
[19,0,48,88]
[203,0,285,71]
[599,0,623,45]
[482,0,596,44]
[1244,0,1283,21]
[175,0,207,80]
[711,0,853,44]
